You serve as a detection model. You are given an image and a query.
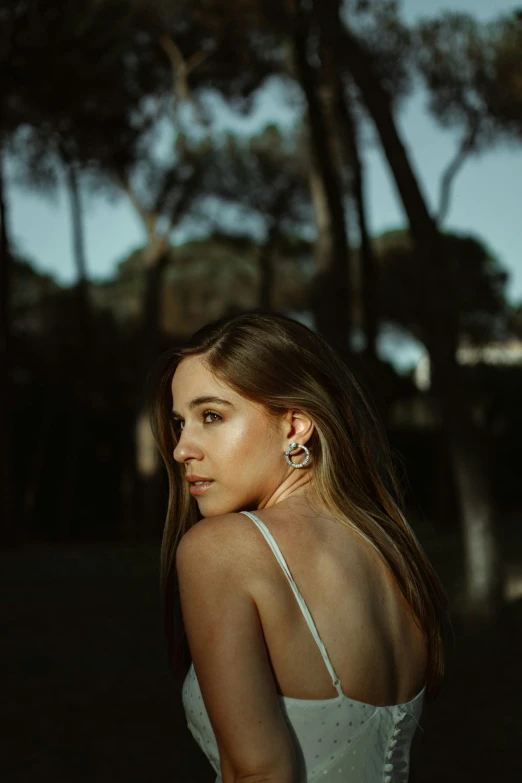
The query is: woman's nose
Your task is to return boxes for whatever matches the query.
[173,428,203,463]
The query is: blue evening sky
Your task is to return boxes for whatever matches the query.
[6,0,522,372]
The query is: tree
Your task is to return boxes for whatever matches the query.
[0,144,15,543]
[304,0,414,356]
[414,10,522,224]
[286,0,353,351]
[199,125,312,310]
[3,0,157,315]
[1,0,164,540]
[508,302,522,340]
[376,229,509,346]
[336,3,504,624]
[104,230,313,332]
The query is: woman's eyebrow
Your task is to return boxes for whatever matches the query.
[171,396,235,417]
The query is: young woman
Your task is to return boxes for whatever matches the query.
[148,310,447,783]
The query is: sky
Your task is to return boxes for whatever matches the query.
[6,0,522,369]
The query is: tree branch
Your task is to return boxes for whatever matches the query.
[438,124,479,226]
[116,173,156,241]
[165,167,201,237]
[158,35,213,105]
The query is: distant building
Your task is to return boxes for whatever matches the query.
[413,338,522,391]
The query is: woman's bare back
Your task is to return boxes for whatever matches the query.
[242,500,428,707]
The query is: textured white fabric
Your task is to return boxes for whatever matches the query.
[182,510,426,782]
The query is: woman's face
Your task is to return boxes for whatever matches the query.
[171,355,312,515]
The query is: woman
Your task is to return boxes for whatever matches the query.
[148,310,447,783]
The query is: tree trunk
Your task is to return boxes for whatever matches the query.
[307,160,332,276]
[135,406,165,539]
[132,243,170,540]
[118,160,199,539]
[291,1,352,351]
[143,246,169,342]
[452,432,502,618]
[21,388,57,534]
[119,410,139,541]
[57,404,83,542]
[61,155,94,543]
[433,421,458,532]
[333,80,379,360]
[258,220,278,312]
[63,157,91,324]
[0,141,17,545]
[342,23,504,623]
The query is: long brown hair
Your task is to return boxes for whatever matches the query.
[147,310,447,699]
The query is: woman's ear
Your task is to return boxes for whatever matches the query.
[283,409,314,446]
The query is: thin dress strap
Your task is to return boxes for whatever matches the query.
[240,510,343,697]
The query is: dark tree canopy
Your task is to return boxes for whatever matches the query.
[375,229,510,345]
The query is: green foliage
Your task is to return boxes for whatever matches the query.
[2,0,161,193]
[10,254,64,336]
[415,10,522,148]
[93,231,311,336]
[200,124,312,235]
[342,0,413,104]
[375,229,510,345]
[483,11,522,140]
[2,1,519,348]
[508,302,522,339]
[127,0,289,111]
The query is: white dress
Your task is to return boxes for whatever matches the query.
[182,510,426,782]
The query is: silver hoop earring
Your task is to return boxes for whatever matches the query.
[284,441,311,469]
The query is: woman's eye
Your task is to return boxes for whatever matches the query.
[203,411,221,424]
[173,411,221,434]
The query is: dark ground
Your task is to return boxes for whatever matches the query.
[2,515,522,783]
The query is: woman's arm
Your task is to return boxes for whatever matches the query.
[176,513,298,783]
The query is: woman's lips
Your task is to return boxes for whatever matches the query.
[189,481,214,496]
